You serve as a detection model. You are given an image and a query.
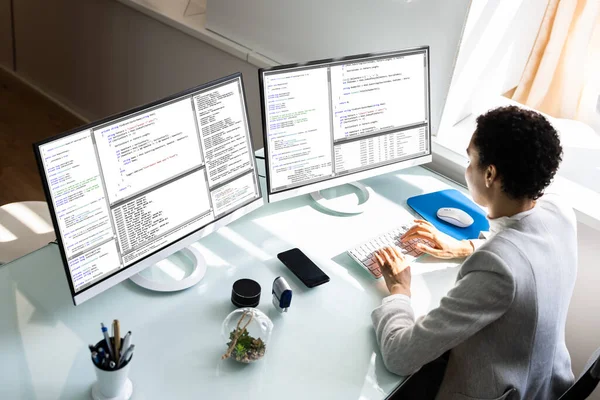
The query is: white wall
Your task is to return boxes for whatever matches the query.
[566,222,600,399]
[0,0,13,69]
[206,0,471,138]
[12,0,264,148]
[439,0,548,133]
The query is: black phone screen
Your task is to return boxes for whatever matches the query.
[277,248,330,288]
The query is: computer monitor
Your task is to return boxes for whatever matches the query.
[259,47,432,213]
[34,73,263,305]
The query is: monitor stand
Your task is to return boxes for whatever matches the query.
[129,246,207,292]
[310,181,371,215]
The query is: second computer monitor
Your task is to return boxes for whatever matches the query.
[259,47,432,203]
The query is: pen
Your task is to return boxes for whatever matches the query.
[88,344,96,353]
[109,361,116,370]
[91,351,98,366]
[118,344,135,368]
[113,320,121,364]
[120,331,132,359]
[101,323,114,360]
[98,347,105,364]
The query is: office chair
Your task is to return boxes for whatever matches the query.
[558,346,600,399]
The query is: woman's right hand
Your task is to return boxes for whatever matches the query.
[400,219,474,259]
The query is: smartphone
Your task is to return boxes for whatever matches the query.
[277,248,330,288]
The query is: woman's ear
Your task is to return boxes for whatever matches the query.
[486,165,497,188]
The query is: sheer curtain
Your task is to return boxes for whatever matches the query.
[512,0,600,131]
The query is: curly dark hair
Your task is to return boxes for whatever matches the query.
[473,105,562,200]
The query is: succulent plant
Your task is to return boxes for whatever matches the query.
[222,310,267,363]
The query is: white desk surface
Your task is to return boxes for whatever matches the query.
[0,166,466,400]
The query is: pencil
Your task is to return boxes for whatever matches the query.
[113,319,121,364]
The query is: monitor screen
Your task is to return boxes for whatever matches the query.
[260,47,431,202]
[35,74,262,304]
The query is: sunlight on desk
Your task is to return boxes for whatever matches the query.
[251,207,325,247]
[16,288,83,400]
[217,226,271,262]
[323,261,366,292]
[251,192,407,258]
[150,258,188,281]
[358,352,386,400]
[251,215,369,292]
[191,243,228,268]
[394,174,452,194]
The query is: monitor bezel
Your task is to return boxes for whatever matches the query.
[258,46,432,203]
[33,72,263,305]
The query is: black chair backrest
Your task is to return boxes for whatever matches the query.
[559,347,600,400]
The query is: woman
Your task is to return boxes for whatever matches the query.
[372,106,577,400]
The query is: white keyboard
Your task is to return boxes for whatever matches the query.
[347,224,430,279]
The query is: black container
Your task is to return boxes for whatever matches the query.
[231,279,261,308]
[92,337,131,371]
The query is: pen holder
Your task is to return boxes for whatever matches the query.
[91,339,133,400]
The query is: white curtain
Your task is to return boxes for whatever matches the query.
[512,0,600,132]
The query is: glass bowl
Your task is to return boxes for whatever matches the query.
[221,308,273,363]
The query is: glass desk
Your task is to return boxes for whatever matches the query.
[0,166,466,399]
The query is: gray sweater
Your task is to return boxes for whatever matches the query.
[372,195,578,400]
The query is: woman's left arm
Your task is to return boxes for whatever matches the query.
[371,250,515,376]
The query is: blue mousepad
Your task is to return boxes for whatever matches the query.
[406,189,489,240]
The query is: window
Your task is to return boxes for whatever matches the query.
[434,0,600,229]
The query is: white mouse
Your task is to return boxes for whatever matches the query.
[436,207,474,228]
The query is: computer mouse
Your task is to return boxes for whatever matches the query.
[436,207,474,228]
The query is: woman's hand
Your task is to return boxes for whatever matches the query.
[401,219,474,259]
[374,246,412,297]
